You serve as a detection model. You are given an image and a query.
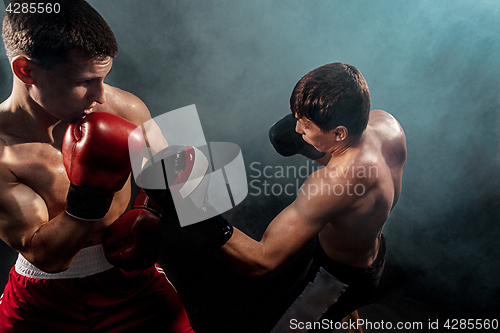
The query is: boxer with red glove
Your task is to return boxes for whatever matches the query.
[63,112,144,221]
[64,112,168,271]
[103,190,163,271]
[269,113,326,160]
[0,3,195,331]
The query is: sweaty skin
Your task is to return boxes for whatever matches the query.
[219,110,406,276]
[0,49,152,273]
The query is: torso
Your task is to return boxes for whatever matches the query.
[0,85,144,247]
[317,111,406,267]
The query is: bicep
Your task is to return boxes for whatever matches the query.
[0,181,49,253]
[261,171,352,258]
[220,175,342,276]
[260,192,330,268]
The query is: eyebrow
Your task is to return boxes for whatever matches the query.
[76,66,113,81]
[297,118,308,124]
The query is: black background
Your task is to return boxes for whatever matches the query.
[1,1,499,332]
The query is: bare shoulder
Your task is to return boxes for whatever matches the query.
[98,84,152,126]
[369,110,404,133]
[294,167,356,223]
[368,110,407,167]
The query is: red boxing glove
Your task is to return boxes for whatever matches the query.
[103,190,163,271]
[63,112,144,220]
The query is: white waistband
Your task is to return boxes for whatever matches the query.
[15,245,114,279]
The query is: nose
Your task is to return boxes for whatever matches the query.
[89,80,106,105]
[295,119,304,135]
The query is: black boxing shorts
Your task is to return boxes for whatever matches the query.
[271,236,386,333]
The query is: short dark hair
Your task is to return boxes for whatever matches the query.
[290,63,371,136]
[2,0,118,69]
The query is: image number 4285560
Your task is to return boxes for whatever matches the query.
[5,2,61,14]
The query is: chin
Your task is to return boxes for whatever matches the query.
[66,113,85,123]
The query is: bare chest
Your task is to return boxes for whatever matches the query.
[4,141,69,219]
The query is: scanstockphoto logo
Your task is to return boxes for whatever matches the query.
[248,160,379,199]
[128,105,248,227]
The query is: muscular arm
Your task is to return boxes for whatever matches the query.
[0,171,96,272]
[218,172,347,277]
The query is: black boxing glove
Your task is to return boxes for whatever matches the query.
[184,213,233,249]
[143,145,209,219]
[269,114,325,160]
[147,187,233,249]
[142,145,233,248]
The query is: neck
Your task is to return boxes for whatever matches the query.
[5,80,62,143]
[328,133,363,157]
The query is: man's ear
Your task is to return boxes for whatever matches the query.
[333,126,349,141]
[12,56,36,85]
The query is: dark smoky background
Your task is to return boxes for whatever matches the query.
[0,0,499,331]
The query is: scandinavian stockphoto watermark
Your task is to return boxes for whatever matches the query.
[249,160,379,199]
[128,105,248,227]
